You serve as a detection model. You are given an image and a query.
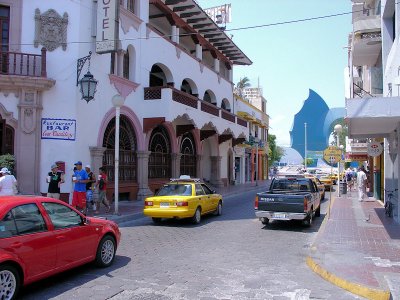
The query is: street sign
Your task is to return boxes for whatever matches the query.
[323,146,342,164]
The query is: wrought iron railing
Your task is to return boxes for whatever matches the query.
[0,48,47,77]
[103,149,137,182]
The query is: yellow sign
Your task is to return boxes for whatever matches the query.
[323,146,342,164]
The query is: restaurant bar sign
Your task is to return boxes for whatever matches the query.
[96,0,119,53]
[41,118,76,141]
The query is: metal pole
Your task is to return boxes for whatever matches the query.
[255,141,258,186]
[304,122,307,171]
[114,106,120,215]
[336,133,340,197]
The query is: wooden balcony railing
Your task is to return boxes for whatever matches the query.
[221,110,235,123]
[0,48,47,77]
[143,85,248,128]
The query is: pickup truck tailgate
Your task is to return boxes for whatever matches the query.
[257,193,307,213]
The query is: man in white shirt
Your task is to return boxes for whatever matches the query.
[0,167,17,196]
[356,166,368,201]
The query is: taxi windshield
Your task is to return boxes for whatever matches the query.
[157,184,192,196]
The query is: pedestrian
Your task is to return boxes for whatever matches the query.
[356,166,368,201]
[85,165,96,213]
[0,167,17,195]
[95,166,111,214]
[46,163,65,199]
[345,168,353,192]
[72,161,89,212]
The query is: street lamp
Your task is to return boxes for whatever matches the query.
[334,124,343,196]
[112,94,125,215]
[77,51,98,103]
[254,137,259,186]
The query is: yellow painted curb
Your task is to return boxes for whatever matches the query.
[306,256,390,300]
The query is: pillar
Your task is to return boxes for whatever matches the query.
[195,44,202,60]
[171,25,177,43]
[214,58,220,73]
[196,154,203,179]
[171,153,181,178]
[136,150,153,201]
[210,156,223,187]
[90,146,107,201]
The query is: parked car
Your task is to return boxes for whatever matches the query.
[255,177,321,227]
[0,196,121,300]
[305,175,325,200]
[318,175,334,191]
[143,176,223,224]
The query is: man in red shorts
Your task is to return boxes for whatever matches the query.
[72,161,89,212]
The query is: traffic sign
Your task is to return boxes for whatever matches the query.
[323,146,342,164]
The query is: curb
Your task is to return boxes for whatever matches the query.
[306,256,390,300]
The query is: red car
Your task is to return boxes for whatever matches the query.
[0,196,121,300]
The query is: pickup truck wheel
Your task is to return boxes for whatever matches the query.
[315,205,321,217]
[192,207,201,224]
[261,217,269,225]
[302,214,312,227]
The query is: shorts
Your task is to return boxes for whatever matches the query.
[86,190,93,203]
[47,193,60,200]
[72,191,86,209]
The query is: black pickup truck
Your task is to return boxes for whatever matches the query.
[255,177,321,226]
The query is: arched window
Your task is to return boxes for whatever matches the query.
[0,118,14,155]
[203,90,216,105]
[221,98,231,112]
[123,50,129,79]
[149,65,167,87]
[180,133,196,177]
[148,126,171,178]
[102,115,137,182]
[181,79,192,94]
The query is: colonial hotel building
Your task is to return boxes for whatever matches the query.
[0,0,269,201]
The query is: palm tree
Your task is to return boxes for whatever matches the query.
[236,77,251,97]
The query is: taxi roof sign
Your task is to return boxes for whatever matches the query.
[323,146,342,164]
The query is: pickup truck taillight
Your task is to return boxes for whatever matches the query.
[303,197,308,212]
[255,195,259,210]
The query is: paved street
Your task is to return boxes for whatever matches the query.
[20,189,360,300]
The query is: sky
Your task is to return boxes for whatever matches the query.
[196,0,352,147]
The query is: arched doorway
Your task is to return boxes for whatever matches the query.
[102,115,137,183]
[0,116,14,155]
[148,126,171,179]
[180,132,196,177]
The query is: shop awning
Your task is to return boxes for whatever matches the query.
[237,111,256,122]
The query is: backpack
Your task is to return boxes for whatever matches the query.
[346,172,352,181]
[99,178,104,190]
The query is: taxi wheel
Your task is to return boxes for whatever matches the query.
[95,235,116,268]
[152,217,162,224]
[0,264,20,300]
[192,207,201,224]
[214,201,222,216]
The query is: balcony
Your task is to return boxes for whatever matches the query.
[346,97,400,138]
[144,86,248,138]
[352,14,381,66]
[0,48,54,91]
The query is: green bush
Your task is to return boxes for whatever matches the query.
[0,154,15,172]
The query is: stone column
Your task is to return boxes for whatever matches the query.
[210,156,223,187]
[214,58,220,73]
[171,25,177,43]
[196,154,203,179]
[136,150,153,201]
[171,153,181,178]
[195,44,202,60]
[175,27,180,44]
[16,90,42,194]
[89,146,107,201]
[117,49,124,76]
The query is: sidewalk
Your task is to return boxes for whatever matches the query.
[87,180,270,224]
[307,188,400,300]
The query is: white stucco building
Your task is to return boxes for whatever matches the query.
[0,0,269,201]
[346,0,400,222]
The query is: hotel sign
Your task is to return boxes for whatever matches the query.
[41,118,76,141]
[96,0,119,54]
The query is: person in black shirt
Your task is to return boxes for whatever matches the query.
[47,164,65,199]
[85,165,96,213]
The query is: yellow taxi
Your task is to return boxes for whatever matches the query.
[143,176,223,224]
[307,175,326,200]
[318,175,333,191]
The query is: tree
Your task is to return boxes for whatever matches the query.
[268,134,284,166]
[236,77,251,97]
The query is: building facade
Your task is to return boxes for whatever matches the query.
[346,0,400,222]
[0,0,268,201]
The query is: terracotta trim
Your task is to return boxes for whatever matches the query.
[108,74,140,98]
